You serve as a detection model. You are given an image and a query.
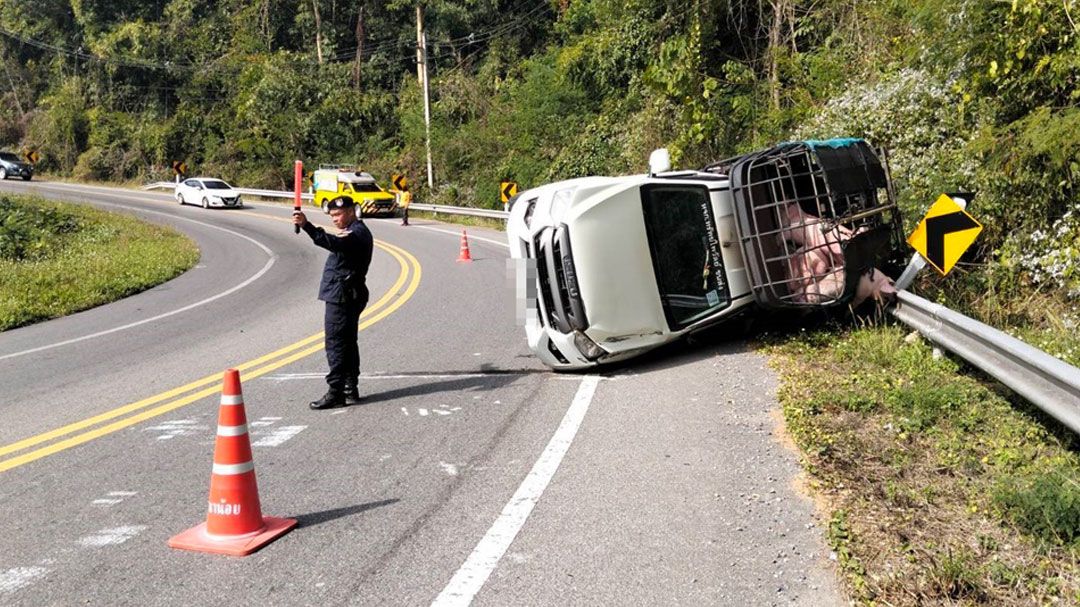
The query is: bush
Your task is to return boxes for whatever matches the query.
[0,198,80,261]
[994,463,1080,546]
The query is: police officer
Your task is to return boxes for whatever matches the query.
[292,196,373,409]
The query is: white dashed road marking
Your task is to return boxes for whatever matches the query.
[145,419,205,440]
[403,406,461,417]
[251,425,307,447]
[77,525,148,548]
[92,491,138,506]
[0,567,49,594]
[249,416,283,428]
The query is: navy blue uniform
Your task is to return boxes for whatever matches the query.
[302,218,373,394]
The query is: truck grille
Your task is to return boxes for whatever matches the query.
[533,226,587,334]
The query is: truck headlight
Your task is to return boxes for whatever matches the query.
[549,189,572,222]
[573,331,607,361]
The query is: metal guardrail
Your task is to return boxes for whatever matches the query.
[409,202,509,220]
[892,290,1080,433]
[142,182,510,220]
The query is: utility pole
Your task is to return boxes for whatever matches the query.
[417,5,434,189]
[1,51,25,119]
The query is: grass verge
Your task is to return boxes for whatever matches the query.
[0,193,200,331]
[765,321,1080,605]
[405,209,507,231]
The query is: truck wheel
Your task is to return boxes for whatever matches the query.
[321,199,329,214]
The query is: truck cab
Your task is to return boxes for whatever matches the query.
[312,167,397,216]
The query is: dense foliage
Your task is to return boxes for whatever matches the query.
[1,0,1077,310]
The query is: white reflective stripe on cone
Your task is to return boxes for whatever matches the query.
[212,461,255,475]
[220,394,244,405]
[217,424,249,437]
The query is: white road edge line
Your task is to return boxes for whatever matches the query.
[0,198,277,362]
[432,375,601,607]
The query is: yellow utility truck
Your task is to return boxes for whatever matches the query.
[312,167,397,216]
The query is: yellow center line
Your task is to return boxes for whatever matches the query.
[0,237,422,473]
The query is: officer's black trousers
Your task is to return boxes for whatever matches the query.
[324,299,366,393]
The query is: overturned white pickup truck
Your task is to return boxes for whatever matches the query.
[507,138,906,370]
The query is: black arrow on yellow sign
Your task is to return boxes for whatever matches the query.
[924,211,980,272]
[392,174,408,192]
[500,181,518,203]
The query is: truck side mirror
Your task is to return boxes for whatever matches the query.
[648,148,671,176]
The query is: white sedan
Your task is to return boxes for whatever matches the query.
[176,178,243,209]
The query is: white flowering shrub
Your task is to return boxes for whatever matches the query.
[795,68,977,230]
[1009,202,1080,298]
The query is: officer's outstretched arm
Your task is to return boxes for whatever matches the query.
[301,222,365,254]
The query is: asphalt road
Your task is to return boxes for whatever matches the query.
[0,180,842,606]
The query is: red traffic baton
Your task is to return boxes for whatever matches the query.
[293,160,303,234]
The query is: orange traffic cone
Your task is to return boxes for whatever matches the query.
[457,230,473,262]
[168,369,296,556]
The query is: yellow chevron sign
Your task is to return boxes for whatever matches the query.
[907,194,983,275]
[500,181,518,203]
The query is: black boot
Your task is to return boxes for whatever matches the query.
[344,384,363,406]
[310,390,345,410]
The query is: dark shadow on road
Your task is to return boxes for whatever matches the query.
[354,372,524,406]
[592,304,900,377]
[295,499,400,528]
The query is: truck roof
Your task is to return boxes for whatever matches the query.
[314,169,377,184]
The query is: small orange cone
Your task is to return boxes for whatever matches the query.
[168,369,296,556]
[457,230,473,262]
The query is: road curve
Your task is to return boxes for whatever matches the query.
[0,180,842,606]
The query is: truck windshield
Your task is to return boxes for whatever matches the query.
[351,183,381,193]
[640,184,730,330]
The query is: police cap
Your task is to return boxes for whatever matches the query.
[327,196,356,210]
